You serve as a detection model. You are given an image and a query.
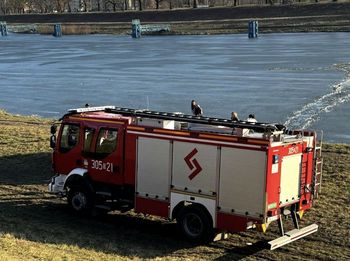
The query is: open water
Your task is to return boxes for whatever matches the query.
[0,33,349,143]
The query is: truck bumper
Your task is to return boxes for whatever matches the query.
[48,174,66,195]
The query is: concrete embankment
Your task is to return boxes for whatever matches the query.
[2,2,350,35]
[8,15,350,35]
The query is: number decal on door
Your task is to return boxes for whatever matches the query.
[91,160,114,173]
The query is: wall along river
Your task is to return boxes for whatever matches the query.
[0,33,349,143]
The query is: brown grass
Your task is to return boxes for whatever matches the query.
[0,110,349,260]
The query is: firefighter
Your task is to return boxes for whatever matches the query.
[247,114,257,123]
[67,126,78,147]
[231,112,239,121]
[191,100,203,116]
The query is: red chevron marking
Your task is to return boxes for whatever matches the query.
[184,148,198,170]
[184,148,203,180]
[188,158,202,180]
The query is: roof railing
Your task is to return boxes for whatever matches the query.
[67,105,281,133]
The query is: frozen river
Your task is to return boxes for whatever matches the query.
[0,33,349,143]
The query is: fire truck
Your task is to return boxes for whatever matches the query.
[49,105,323,250]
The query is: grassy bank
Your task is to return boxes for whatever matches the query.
[0,110,349,260]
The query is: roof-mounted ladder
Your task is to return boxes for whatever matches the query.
[312,131,323,199]
[108,107,281,133]
[67,105,282,133]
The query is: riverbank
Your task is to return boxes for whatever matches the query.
[0,110,349,259]
[2,2,350,35]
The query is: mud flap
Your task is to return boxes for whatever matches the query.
[268,224,318,250]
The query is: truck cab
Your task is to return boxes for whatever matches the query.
[50,109,135,212]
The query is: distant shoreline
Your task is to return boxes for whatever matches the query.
[2,3,350,35]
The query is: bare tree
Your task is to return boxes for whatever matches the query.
[95,0,103,11]
[65,0,71,12]
[7,0,26,13]
[154,0,163,9]
[81,0,89,12]
[105,0,126,11]
[55,0,64,12]
[27,0,55,13]
[0,0,9,14]
[138,0,143,10]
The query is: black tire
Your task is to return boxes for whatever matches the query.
[177,205,214,243]
[67,185,93,215]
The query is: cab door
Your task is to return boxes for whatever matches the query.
[54,122,82,175]
[82,124,124,185]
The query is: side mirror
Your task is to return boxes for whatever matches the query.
[50,135,56,149]
[50,125,57,135]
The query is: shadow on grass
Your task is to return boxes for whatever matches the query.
[0,198,194,258]
[0,152,52,185]
[213,241,268,261]
[0,152,268,259]
[0,153,195,258]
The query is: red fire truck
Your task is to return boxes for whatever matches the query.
[49,106,322,249]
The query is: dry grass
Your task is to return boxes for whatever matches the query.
[0,110,349,260]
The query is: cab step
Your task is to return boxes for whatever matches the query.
[96,191,112,197]
[95,204,112,211]
[268,224,318,250]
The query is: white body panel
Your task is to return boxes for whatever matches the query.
[136,137,171,200]
[280,153,302,204]
[303,136,314,147]
[136,118,176,129]
[172,141,218,196]
[170,191,216,226]
[218,148,267,218]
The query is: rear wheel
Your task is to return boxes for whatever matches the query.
[67,186,93,215]
[177,205,214,243]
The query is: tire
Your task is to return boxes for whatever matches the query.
[177,205,214,243]
[67,185,93,215]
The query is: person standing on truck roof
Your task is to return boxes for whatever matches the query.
[247,114,257,123]
[231,112,239,121]
[191,100,203,116]
[231,112,239,134]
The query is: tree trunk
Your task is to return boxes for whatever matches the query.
[137,0,142,10]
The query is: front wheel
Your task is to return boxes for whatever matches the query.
[67,186,93,215]
[177,205,214,243]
